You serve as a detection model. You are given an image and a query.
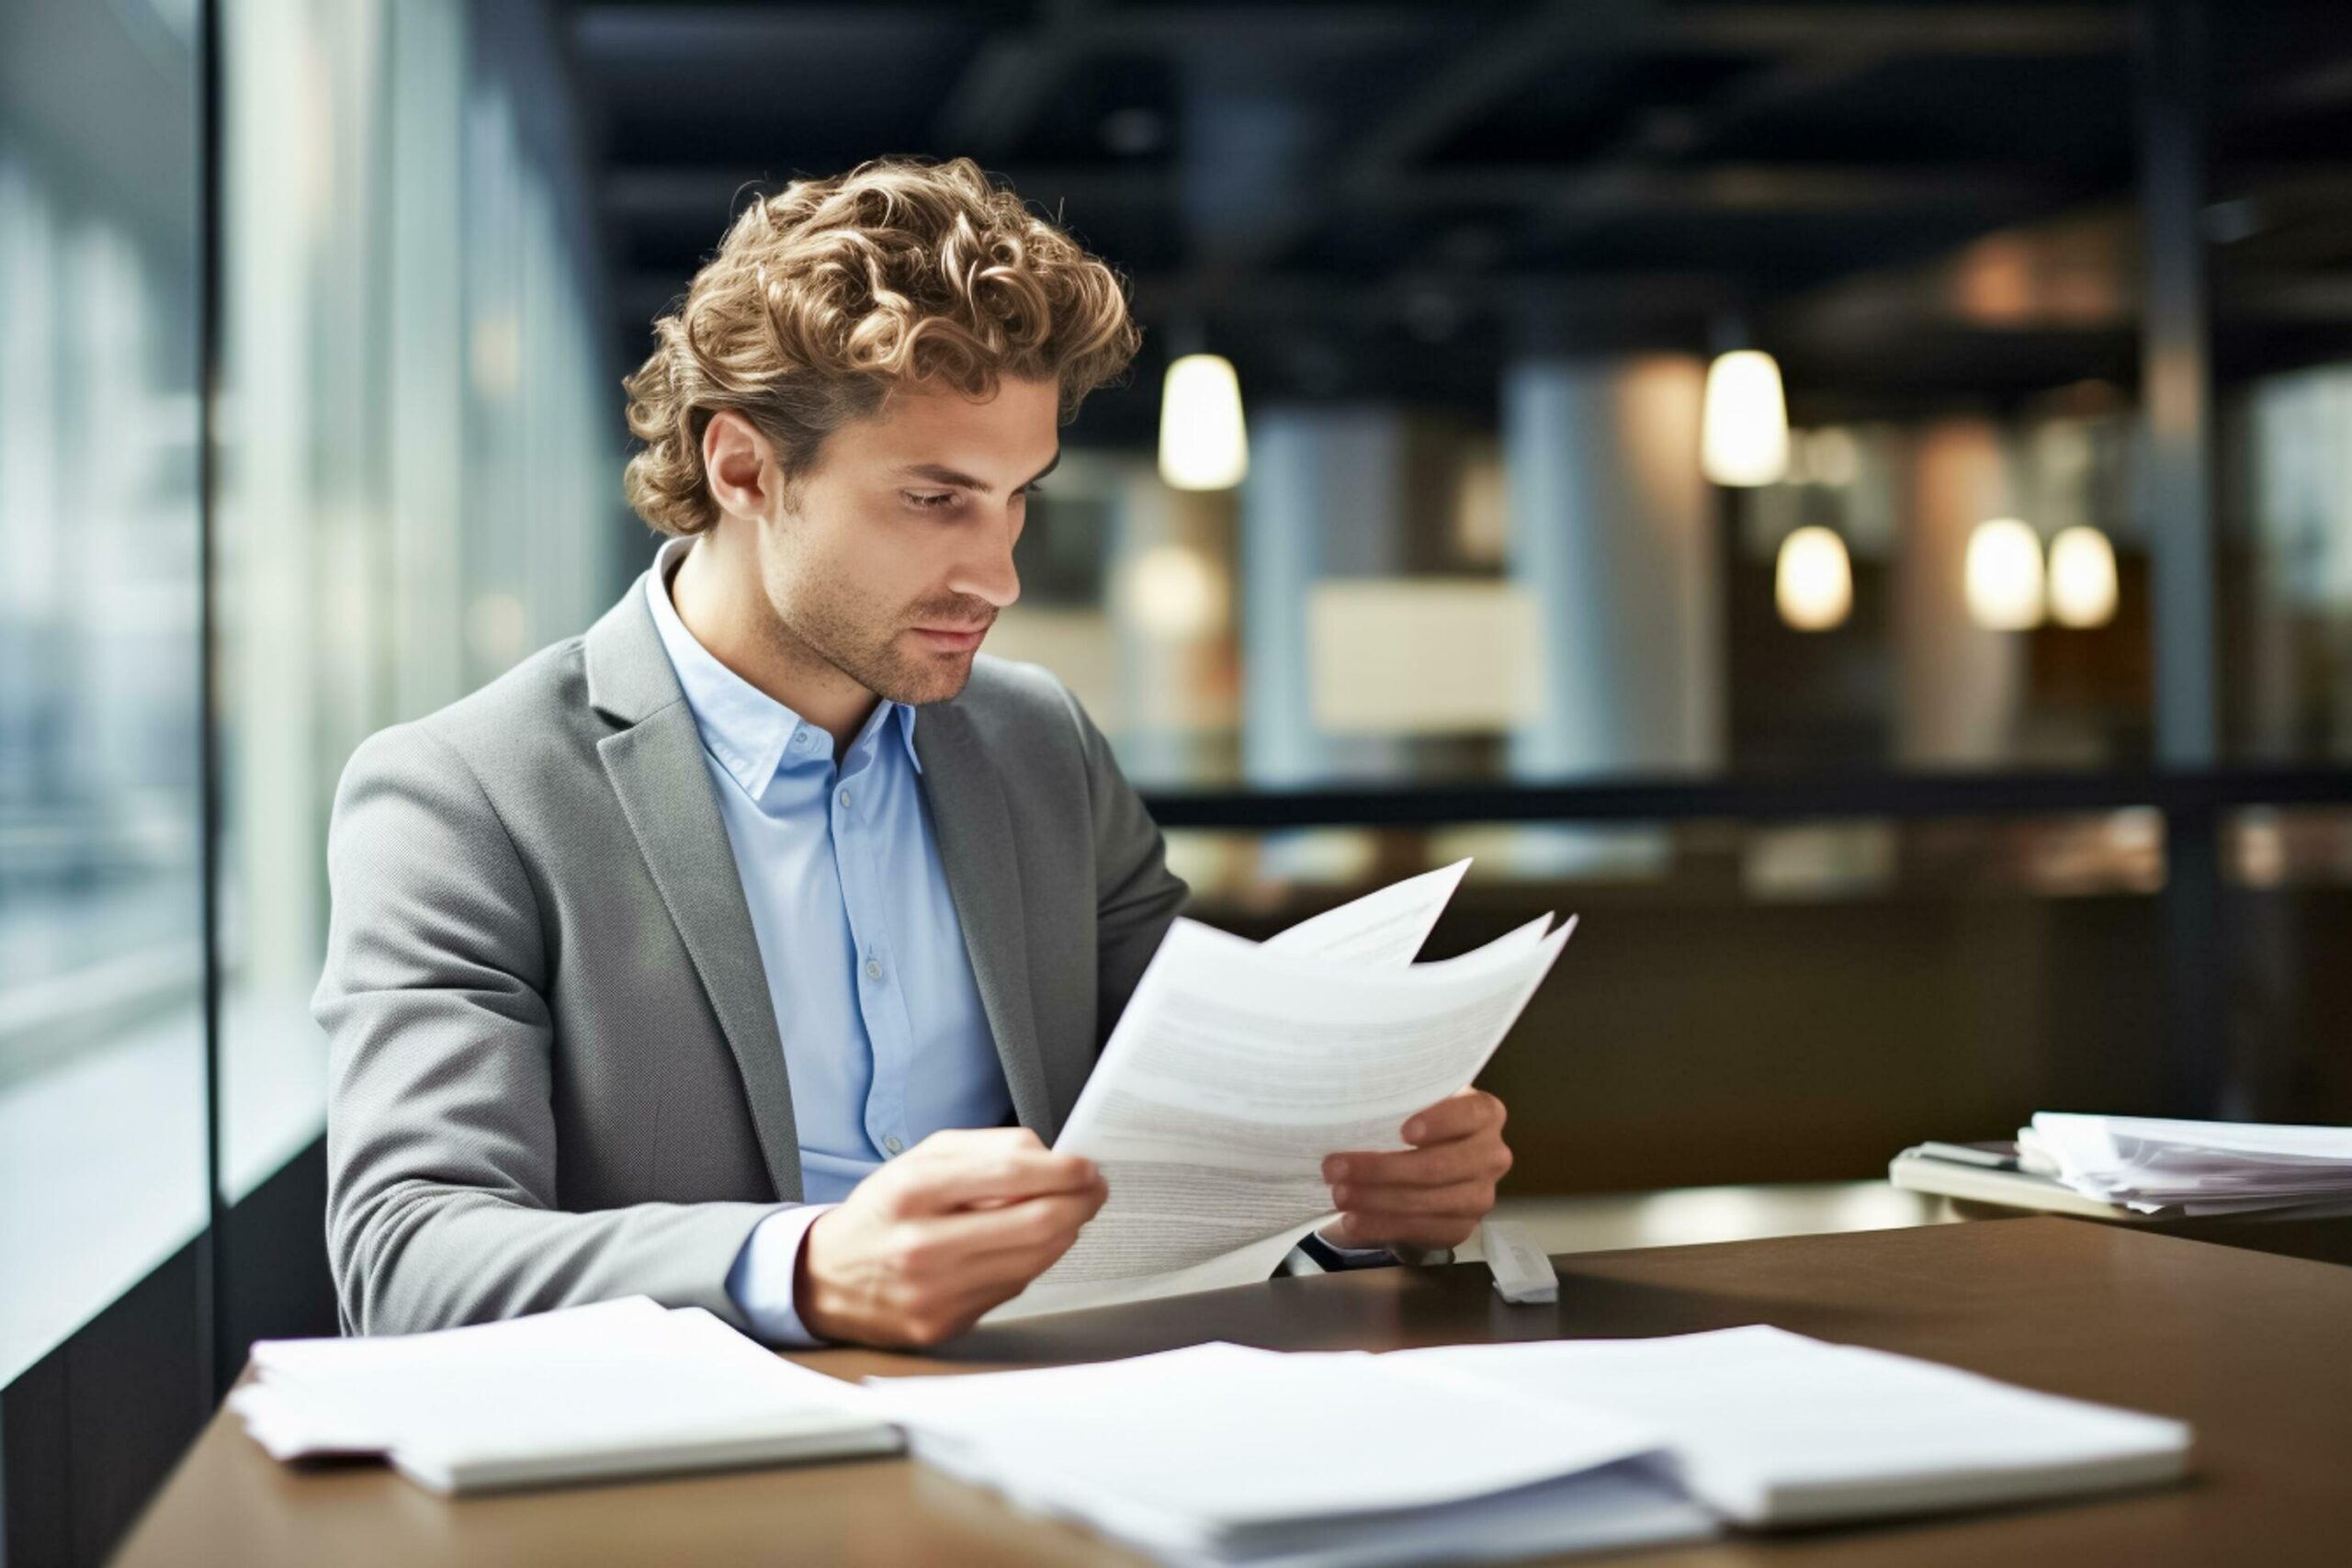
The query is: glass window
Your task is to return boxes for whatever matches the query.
[0,0,208,1382]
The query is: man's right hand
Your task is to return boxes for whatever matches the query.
[794,1127,1106,1348]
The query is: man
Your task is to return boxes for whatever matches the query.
[316,155,1512,1349]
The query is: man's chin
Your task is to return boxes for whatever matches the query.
[872,647,979,707]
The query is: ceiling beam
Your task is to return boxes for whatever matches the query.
[931,0,1096,160]
[599,161,2082,226]
[571,3,2132,64]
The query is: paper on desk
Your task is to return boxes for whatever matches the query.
[984,905,1574,1324]
[1385,1325,2191,1527]
[2023,1112,2352,1214]
[230,1297,890,1485]
[864,1342,1676,1534]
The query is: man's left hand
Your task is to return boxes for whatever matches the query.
[1317,1088,1511,1253]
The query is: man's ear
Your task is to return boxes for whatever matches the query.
[702,411,779,521]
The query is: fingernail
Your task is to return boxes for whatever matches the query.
[1403,1120,1425,1141]
[1333,1186,1352,1206]
[1327,1157,1351,1182]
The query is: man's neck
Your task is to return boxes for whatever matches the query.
[667,528,880,758]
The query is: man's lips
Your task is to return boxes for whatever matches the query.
[912,624,989,652]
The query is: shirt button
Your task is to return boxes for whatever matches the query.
[839,788,852,808]
[865,958,883,981]
[883,1135,904,1155]
[792,730,812,749]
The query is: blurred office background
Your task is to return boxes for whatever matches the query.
[8,0,2352,1559]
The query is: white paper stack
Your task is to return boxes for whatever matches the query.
[231,1296,899,1494]
[2021,1113,2352,1216]
[865,1326,2190,1568]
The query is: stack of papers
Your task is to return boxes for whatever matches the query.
[2021,1113,2352,1216]
[231,1297,898,1494]
[989,859,1576,1323]
[865,1325,2191,1568]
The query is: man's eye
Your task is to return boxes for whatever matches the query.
[905,491,958,510]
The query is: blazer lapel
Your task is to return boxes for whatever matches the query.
[915,699,1052,1138]
[585,590,804,1202]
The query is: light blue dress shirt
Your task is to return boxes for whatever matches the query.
[642,537,1011,1345]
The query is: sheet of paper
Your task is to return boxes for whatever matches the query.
[1385,1325,2190,1527]
[1259,858,1469,968]
[985,914,1573,1323]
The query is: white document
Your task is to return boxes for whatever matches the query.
[2023,1112,2352,1214]
[231,1297,898,1494]
[864,1340,1711,1565]
[984,882,1575,1323]
[1386,1325,2191,1528]
[1259,858,1470,968]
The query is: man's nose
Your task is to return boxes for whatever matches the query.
[950,510,1022,609]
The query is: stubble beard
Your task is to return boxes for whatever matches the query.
[759,552,994,708]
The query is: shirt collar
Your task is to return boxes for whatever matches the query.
[642,536,922,796]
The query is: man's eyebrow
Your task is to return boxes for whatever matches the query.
[895,449,1061,496]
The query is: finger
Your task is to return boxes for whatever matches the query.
[887,1140,1101,1214]
[911,1183,1106,1260]
[1324,1137,1508,1190]
[1398,1089,1504,1147]
[1319,1210,1478,1250]
[1331,1179,1495,1218]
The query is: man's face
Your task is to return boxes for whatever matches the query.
[752,375,1059,706]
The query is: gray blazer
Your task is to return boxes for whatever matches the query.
[313,581,1190,1337]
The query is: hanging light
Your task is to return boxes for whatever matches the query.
[1965,517,2046,630]
[1158,353,1249,490]
[1700,349,1789,487]
[1775,525,1853,631]
[2047,525,2119,628]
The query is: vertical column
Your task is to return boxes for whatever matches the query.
[1892,420,2027,766]
[1504,355,1722,779]
[2139,0,2226,1115]
[1238,405,1412,787]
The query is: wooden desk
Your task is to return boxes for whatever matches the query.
[115,1218,2352,1567]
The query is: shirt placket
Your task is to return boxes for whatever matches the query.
[831,741,912,1161]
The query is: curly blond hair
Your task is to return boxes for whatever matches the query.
[621,155,1143,536]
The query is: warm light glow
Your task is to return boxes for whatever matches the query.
[1121,542,1225,640]
[1774,525,1853,630]
[1965,517,2046,630]
[1157,353,1249,490]
[1700,349,1789,486]
[2047,525,2119,628]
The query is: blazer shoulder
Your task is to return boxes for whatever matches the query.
[346,635,597,798]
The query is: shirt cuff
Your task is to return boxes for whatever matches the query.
[725,1203,838,1347]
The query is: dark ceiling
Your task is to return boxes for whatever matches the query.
[560,1,2352,446]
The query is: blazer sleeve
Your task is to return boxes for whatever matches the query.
[312,722,789,1337]
[1055,687,1191,1051]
